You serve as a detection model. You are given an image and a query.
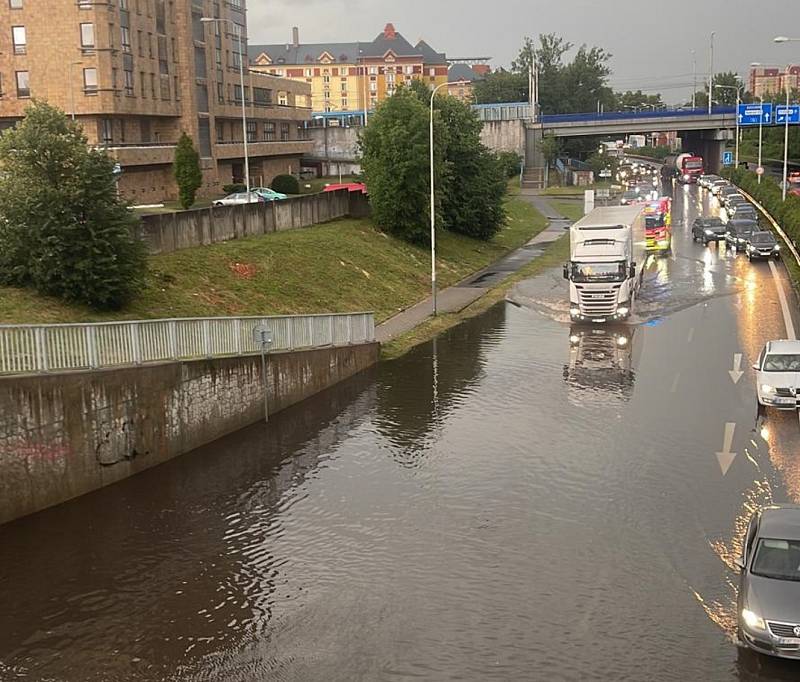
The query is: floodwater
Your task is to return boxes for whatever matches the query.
[3,185,800,681]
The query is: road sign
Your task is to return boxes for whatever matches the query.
[776,104,800,124]
[722,151,734,166]
[737,103,773,126]
[756,166,765,176]
[252,324,273,347]
[596,188,611,198]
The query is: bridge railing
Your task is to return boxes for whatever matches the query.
[0,313,376,375]
[471,102,737,123]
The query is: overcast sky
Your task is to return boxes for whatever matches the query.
[248,0,800,103]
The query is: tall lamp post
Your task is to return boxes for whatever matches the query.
[774,37,800,201]
[715,83,744,167]
[692,49,697,109]
[201,17,249,193]
[708,32,716,116]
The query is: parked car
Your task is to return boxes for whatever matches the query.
[737,505,800,658]
[745,231,781,261]
[251,187,288,202]
[692,216,727,245]
[718,186,742,204]
[212,192,263,206]
[728,203,759,221]
[754,340,800,409]
[711,180,730,196]
[725,194,748,208]
[726,218,759,250]
[700,174,721,189]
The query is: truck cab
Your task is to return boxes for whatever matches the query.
[643,199,672,253]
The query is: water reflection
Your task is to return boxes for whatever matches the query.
[564,324,639,402]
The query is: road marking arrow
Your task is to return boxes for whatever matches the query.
[729,354,744,384]
[716,423,737,476]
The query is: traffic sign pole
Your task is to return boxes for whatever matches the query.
[758,98,764,184]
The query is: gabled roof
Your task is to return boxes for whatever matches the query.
[448,63,482,83]
[360,23,421,59]
[248,42,362,66]
[416,40,448,65]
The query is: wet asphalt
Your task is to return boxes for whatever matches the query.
[3,184,800,681]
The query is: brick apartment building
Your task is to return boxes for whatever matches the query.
[249,23,449,115]
[749,64,800,99]
[0,0,313,203]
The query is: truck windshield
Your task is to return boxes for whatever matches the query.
[685,160,703,170]
[645,216,665,229]
[571,262,626,283]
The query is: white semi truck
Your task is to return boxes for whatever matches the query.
[563,205,647,323]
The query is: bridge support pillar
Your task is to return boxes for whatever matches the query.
[524,123,546,169]
[681,129,731,174]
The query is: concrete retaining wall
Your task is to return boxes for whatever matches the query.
[137,189,351,255]
[0,342,379,525]
[480,120,526,156]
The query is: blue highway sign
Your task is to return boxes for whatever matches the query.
[738,103,773,126]
[776,105,800,124]
[722,151,734,166]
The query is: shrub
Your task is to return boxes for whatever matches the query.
[496,151,523,178]
[271,174,300,195]
[222,183,246,194]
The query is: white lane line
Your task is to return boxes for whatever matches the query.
[768,260,797,340]
[687,327,695,343]
[670,373,680,393]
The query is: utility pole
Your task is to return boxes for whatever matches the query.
[692,50,697,108]
[708,32,715,115]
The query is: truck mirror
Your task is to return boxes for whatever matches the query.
[563,264,569,280]
[629,263,636,279]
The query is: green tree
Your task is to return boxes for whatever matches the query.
[692,72,744,108]
[473,69,528,105]
[360,88,444,244]
[614,90,664,110]
[0,101,146,309]
[173,132,202,209]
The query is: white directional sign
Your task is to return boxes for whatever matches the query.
[776,105,800,124]
[737,103,772,126]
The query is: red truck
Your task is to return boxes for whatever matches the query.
[664,153,704,184]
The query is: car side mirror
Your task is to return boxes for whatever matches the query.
[563,264,569,281]
[752,364,760,371]
[735,557,745,571]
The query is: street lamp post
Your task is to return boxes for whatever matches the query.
[429,80,451,316]
[773,37,800,200]
[692,50,697,109]
[68,61,83,121]
[201,17,249,193]
[708,32,716,116]
[715,84,743,167]
[759,95,765,183]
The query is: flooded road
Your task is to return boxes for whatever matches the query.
[3,184,800,681]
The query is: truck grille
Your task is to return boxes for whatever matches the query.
[768,622,800,639]
[578,289,618,317]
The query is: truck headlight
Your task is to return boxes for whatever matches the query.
[684,174,691,181]
[616,336,629,347]
[761,384,776,395]
[570,308,580,317]
[617,306,629,317]
[742,609,766,631]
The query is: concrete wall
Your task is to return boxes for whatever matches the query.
[480,120,526,157]
[0,342,379,525]
[137,189,352,255]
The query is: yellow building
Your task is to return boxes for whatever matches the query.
[249,24,449,115]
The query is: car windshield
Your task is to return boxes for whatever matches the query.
[623,191,637,199]
[751,233,776,245]
[751,539,800,581]
[763,354,800,371]
[571,261,626,283]
[706,218,725,228]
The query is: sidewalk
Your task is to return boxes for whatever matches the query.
[376,194,572,343]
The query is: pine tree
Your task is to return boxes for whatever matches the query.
[173,132,203,210]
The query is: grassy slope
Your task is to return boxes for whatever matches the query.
[550,201,585,222]
[0,186,546,325]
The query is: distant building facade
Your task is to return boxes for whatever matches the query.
[249,24,449,114]
[447,63,489,103]
[0,0,312,203]
[749,64,800,99]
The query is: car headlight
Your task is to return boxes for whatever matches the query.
[742,609,767,631]
[616,336,629,347]
[704,229,713,235]
[761,384,776,395]
[569,334,581,344]
[774,245,781,251]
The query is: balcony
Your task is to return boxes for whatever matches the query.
[213,139,314,160]
[104,143,178,166]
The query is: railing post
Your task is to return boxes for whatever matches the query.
[348,315,354,345]
[287,317,293,351]
[169,320,178,360]
[130,323,142,365]
[328,315,334,346]
[308,316,314,348]
[234,318,242,355]
[34,327,48,373]
[202,319,212,358]
[86,325,98,369]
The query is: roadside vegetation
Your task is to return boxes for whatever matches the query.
[0,184,546,324]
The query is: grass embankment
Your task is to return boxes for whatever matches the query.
[0,185,547,325]
[543,182,613,197]
[550,201,584,222]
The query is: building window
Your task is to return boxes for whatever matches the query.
[140,71,146,97]
[195,83,208,112]
[137,30,143,57]
[160,77,170,100]
[124,69,134,96]
[197,117,211,157]
[192,13,205,42]
[121,26,131,53]
[148,32,153,58]
[246,120,256,142]
[264,121,275,141]
[280,122,289,141]
[80,23,95,51]
[15,70,29,97]
[216,81,224,104]
[9,0,23,8]
[83,67,98,94]
[194,46,207,77]
[150,73,156,98]
[99,118,112,144]
[12,26,26,55]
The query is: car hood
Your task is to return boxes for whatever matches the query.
[744,574,800,624]
[758,371,800,389]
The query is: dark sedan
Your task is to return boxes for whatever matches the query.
[726,219,759,251]
[692,217,727,245]
[745,231,781,261]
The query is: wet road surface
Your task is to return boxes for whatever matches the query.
[3,184,800,681]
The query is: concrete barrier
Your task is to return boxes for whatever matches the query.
[0,341,379,525]
[137,189,353,255]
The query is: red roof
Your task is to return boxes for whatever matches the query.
[323,183,367,194]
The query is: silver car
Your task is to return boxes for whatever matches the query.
[754,340,800,409]
[738,505,800,659]
[212,191,262,207]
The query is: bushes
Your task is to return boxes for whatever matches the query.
[271,174,300,195]
[496,151,523,178]
[173,132,202,209]
[222,183,246,194]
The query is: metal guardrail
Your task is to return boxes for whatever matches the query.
[471,102,737,124]
[736,187,800,270]
[0,313,376,376]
